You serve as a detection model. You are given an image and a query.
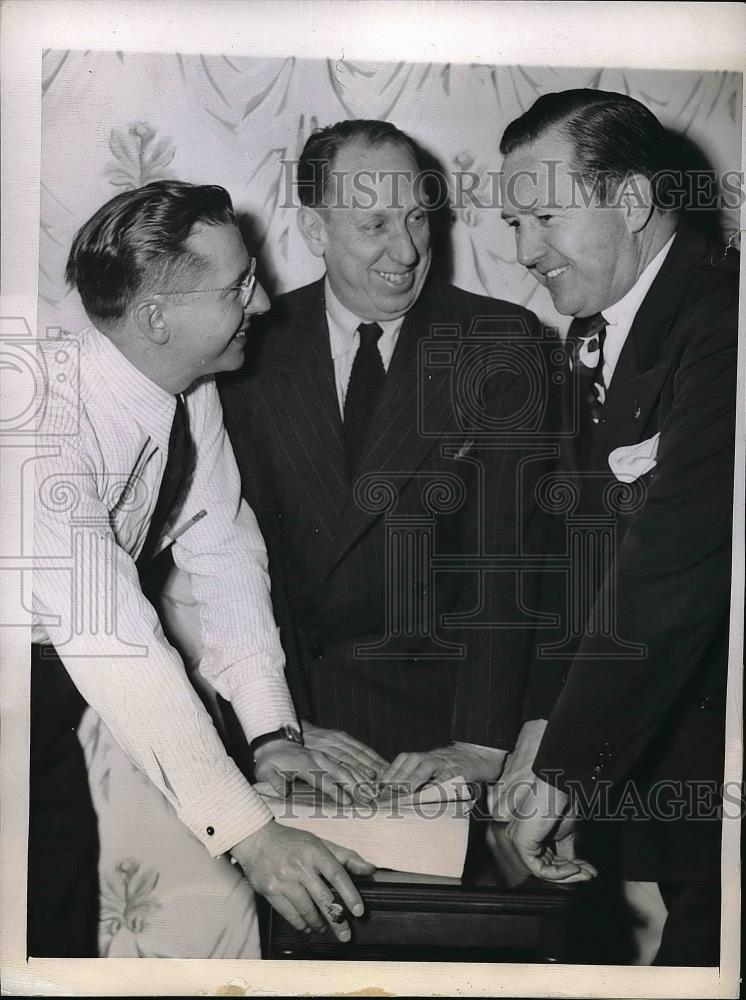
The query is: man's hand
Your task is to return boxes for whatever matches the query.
[504,777,597,883]
[301,720,389,783]
[232,821,375,941]
[378,743,507,796]
[253,738,376,804]
[489,719,547,822]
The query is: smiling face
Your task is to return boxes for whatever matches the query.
[161,222,269,383]
[305,140,432,321]
[500,130,643,317]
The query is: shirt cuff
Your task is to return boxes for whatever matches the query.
[228,672,299,746]
[177,762,274,856]
[199,642,298,745]
[485,721,547,819]
[511,719,548,766]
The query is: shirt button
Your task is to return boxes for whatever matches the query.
[206,826,215,836]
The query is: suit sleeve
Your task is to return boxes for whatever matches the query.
[450,307,561,750]
[533,291,737,795]
[519,329,572,723]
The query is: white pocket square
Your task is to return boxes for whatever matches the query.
[454,438,475,459]
[608,433,660,483]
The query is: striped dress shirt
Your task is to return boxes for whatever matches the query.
[33,325,298,856]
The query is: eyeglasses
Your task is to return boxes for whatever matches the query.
[154,257,257,309]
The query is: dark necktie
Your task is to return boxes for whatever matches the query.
[137,393,195,569]
[343,322,385,476]
[568,312,608,431]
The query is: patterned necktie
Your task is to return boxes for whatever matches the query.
[568,312,608,428]
[343,322,385,477]
[138,393,195,569]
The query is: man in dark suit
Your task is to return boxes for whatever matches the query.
[497,89,738,965]
[220,119,557,793]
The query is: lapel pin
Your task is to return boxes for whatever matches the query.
[633,401,641,420]
[455,439,474,459]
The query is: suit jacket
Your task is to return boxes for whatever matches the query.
[526,226,738,882]
[220,275,559,760]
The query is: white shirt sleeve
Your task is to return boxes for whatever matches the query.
[33,409,274,857]
[172,380,298,742]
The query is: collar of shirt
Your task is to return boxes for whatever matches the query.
[600,232,676,385]
[85,324,177,450]
[324,276,405,371]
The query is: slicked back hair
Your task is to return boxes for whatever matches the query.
[500,89,672,205]
[65,180,236,324]
[297,119,425,208]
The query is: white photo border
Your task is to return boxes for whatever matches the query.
[1,1,743,996]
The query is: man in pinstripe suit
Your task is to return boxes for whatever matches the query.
[221,120,557,793]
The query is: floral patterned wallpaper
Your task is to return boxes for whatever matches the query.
[40,51,742,337]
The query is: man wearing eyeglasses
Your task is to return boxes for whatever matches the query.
[31,180,374,958]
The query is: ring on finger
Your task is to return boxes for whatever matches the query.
[325,900,345,924]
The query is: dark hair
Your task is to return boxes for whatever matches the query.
[297,119,425,207]
[500,89,671,204]
[65,180,236,323]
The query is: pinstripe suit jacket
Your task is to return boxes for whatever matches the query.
[219,276,557,760]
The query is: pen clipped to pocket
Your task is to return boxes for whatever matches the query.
[154,509,207,556]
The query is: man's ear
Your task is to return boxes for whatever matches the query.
[297,206,329,258]
[618,172,655,233]
[133,299,171,345]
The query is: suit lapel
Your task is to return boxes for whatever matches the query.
[560,341,581,476]
[590,227,706,460]
[593,333,664,455]
[327,281,458,574]
[629,226,708,373]
[265,281,349,533]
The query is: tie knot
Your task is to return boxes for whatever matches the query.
[357,321,383,347]
[174,391,188,423]
[569,312,607,342]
